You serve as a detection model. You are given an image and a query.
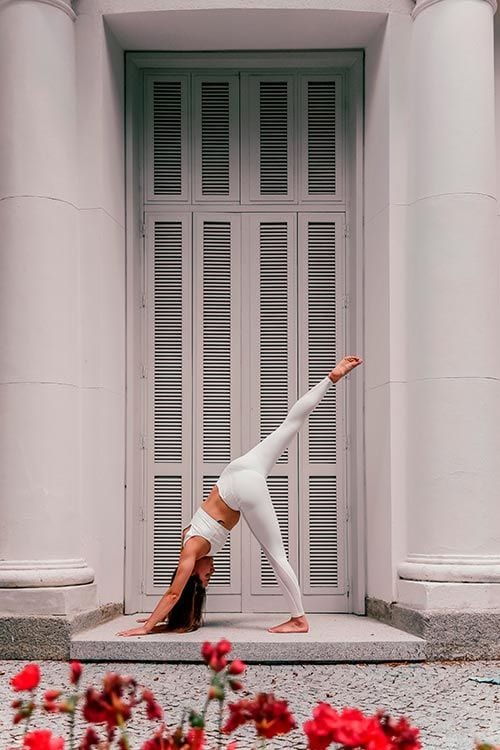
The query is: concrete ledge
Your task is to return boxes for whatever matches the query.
[71,613,426,663]
[367,596,500,660]
[0,602,123,660]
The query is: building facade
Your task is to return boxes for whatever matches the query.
[1,0,500,656]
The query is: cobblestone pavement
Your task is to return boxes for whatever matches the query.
[0,660,499,749]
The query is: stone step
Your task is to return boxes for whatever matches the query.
[71,613,426,662]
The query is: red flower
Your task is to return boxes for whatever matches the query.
[228,660,246,676]
[69,661,83,686]
[11,664,41,692]
[376,711,422,750]
[79,727,101,750]
[141,724,204,750]
[223,693,296,740]
[185,727,205,750]
[23,729,65,750]
[142,689,163,721]
[229,679,243,692]
[82,673,139,739]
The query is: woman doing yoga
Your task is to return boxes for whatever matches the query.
[118,355,363,637]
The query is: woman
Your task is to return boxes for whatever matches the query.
[118,355,363,637]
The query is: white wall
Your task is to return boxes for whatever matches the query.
[364,13,411,603]
[72,0,412,609]
[76,11,126,605]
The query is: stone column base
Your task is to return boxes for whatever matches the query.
[0,602,123,660]
[367,596,500,660]
[0,583,98,615]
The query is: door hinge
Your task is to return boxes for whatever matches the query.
[140,364,148,379]
[343,293,351,309]
[140,221,146,238]
[141,292,147,308]
[140,580,145,594]
[344,223,351,239]
[139,506,145,522]
[346,582,351,598]
[344,434,351,451]
[140,434,146,450]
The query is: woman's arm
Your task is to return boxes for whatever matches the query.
[117,533,210,637]
[143,554,196,630]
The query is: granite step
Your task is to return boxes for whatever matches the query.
[71,613,426,662]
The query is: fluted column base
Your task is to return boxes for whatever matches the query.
[0,559,94,588]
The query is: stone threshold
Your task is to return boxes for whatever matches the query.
[71,613,426,663]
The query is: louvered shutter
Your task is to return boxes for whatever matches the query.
[145,75,189,202]
[299,75,343,202]
[245,214,298,603]
[193,76,240,202]
[193,214,242,603]
[145,214,192,594]
[298,213,347,600]
[246,75,295,202]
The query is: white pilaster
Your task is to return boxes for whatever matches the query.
[398,0,500,608]
[0,0,95,608]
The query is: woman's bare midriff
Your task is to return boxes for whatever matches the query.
[182,485,241,540]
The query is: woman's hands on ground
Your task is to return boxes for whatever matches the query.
[117,625,152,637]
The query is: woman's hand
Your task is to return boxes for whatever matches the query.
[116,625,152,637]
[329,355,363,382]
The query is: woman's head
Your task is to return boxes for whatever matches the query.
[164,557,213,632]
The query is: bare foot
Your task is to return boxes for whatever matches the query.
[329,355,363,383]
[267,615,309,633]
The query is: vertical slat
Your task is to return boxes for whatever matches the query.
[203,476,232,587]
[154,222,185,463]
[193,214,242,600]
[145,76,189,201]
[146,215,192,593]
[259,477,290,585]
[300,75,343,202]
[153,476,183,587]
[193,76,240,201]
[246,214,298,603]
[248,76,295,202]
[202,221,232,463]
[298,213,346,598]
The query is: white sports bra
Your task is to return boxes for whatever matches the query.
[182,507,229,557]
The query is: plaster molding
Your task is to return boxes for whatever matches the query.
[412,0,497,18]
[398,554,500,583]
[0,558,95,587]
[0,0,76,20]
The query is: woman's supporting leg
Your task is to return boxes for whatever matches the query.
[233,469,305,618]
[241,374,333,477]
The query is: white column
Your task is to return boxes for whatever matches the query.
[398,0,500,609]
[0,0,95,613]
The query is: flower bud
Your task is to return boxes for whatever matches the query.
[208,685,225,701]
[229,679,243,691]
[44,690,62,701]
[209,654,227,673]
[201,641,214,663]
[216,638,232,656]
[69,661,83,685]
[228,659,246,676]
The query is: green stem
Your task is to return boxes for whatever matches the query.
[216,698,224,750]
[117,714,130,750]
[68,708,76,750]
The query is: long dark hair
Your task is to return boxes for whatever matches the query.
[163,568,206,632]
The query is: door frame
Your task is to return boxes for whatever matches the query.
[124,49,365,615]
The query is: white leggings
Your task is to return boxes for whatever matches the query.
[216,374,333,617]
